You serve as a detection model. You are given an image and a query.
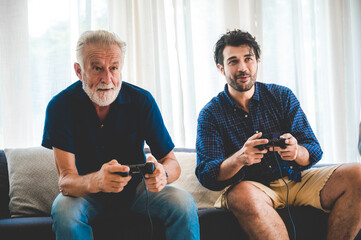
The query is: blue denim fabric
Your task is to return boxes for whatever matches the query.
[51,182,200,240]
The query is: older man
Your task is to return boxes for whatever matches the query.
[42,30,199,240]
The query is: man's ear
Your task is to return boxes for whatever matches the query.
[74,63,83,80]
[217,63,225,75]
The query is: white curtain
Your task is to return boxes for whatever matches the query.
[0,0,360,163]
[260,0,361,163]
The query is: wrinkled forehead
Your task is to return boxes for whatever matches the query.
[83,43,123,64]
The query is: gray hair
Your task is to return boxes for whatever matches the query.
[76,30,126,68]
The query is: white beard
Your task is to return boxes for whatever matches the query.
[82,81,121,107]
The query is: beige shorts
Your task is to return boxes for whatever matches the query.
[215,164,342,213]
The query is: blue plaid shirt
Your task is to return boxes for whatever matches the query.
[196,82,323,191]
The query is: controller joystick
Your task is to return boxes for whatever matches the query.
[254,138,287,150]
[116,162,155,177]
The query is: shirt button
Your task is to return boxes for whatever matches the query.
[100,124,104,128]
[290,166,293,169]
[245,114,248,118]
[234,108,237,112]
[268,165,272,168]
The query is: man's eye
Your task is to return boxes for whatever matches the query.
[94,67,101,71]
[228,60,237,65]
[111,67,118,71]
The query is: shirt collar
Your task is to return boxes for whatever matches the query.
[115,82,131,105]
[222,82,260,109]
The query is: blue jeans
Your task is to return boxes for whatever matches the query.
[51,181,200,240]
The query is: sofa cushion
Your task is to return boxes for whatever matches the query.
[4,147,59,217]
[170,151,222,209]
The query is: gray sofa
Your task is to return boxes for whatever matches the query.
[0,147,360,240]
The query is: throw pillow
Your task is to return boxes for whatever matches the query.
[4,147,59,217]
[170,152,222,209]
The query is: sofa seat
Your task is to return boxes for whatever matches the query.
[1,148,361,240]
[0,213,166,240]
[0,217,54,239]
[2,207,361,240]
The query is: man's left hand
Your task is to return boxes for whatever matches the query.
[144,155,167,192]
[269,133,298,161]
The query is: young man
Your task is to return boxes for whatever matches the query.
[42,30,199,240]
[196,29,361,239]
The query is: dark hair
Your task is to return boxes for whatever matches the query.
[214,29,261,66]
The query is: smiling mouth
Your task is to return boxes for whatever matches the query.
[237,75,249,82]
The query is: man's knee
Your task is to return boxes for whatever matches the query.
[163,186,197,214]
[51,194,89,222]
[349,163,361,180]
[345,163,361,191]
[155,186,198,227]
[333,163,361,190]
[227,181,272,215]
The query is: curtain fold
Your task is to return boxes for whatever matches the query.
[0,0,33,147]
[261,0,361,162]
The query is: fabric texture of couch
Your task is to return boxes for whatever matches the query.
[0,147,360,240]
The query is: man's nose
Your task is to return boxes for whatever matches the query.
[101,69,112,84]
[237,61,247,72]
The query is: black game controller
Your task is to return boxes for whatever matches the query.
[254,138,288,150]
[115,162,155,177]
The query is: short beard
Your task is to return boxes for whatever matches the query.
[228,77,256,92]
[82,81,121,107]
[228,71,257,92]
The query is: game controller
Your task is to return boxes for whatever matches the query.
[254,138,288,150]
[115,162,155,177]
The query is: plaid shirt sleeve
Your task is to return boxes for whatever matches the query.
[281,87,323,169]
[195,106,245,191]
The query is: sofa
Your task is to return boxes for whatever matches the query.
[0,147,360,240]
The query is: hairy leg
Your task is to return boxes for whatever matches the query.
[227,181,289,240]
[320,163,361,240]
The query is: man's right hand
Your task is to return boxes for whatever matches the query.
[237,132,268,166]
[217,132,268,181]
[92,160,132,193]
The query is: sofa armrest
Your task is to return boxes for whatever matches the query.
[0,150,10,219]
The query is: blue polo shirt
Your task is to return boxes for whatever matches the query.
[42,80,174,207]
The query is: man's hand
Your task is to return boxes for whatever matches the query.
[92,160,132,193]
[144,156,167,192]
[268,133,298,161]
[217,132,268,181]
[237,132,269,166]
